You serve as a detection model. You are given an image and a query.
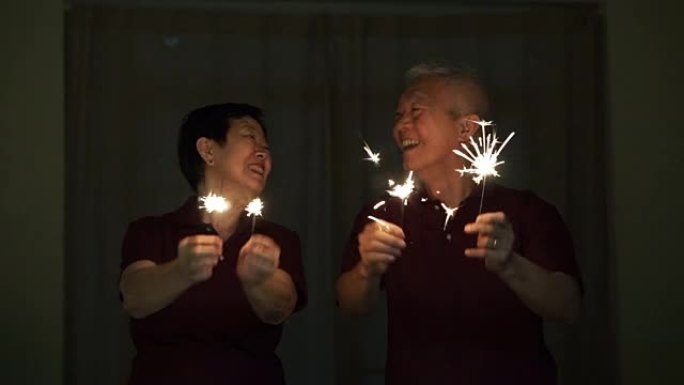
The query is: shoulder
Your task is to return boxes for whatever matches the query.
[490,184,556,212]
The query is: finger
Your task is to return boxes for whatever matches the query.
[475,212,509,226]
[476,235,498,249]
[364,220,405,240]
[464,248,488,258]
[366,229,407,249]
[464,222,496,235]
[364,252,397,264]
[361,241,403,257]
[190,244,222,256]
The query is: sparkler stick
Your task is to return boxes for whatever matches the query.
[367,215,391,232]
[197,192,230,260]
[452,120,515,214]
[245,198,264,234]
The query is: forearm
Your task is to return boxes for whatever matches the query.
[498,252,581,323]
[336,262,382,315]
[120,260,192,319]
[242,269,297,325]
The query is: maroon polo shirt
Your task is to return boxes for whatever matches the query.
[121,196,307,385]
[342,183,580,385]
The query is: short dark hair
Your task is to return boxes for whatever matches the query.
[177,103,267,192]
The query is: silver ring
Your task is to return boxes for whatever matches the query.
[492,238,498,248]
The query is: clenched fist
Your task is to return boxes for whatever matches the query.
[176,234,223,284]
[357,218,406,278]
[237,234,280,288]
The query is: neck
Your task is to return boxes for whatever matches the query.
[197,182,250,240]
[415,162,475,208]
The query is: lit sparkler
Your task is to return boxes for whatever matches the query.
[452,120,515,213]
[441,203,458,231]
[387,171,415,206]
[199,192,231,213]
[245,197,264,233]
[362,141,381,166]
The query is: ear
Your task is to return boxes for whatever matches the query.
[196,137,214,166]
[457,113,481,142]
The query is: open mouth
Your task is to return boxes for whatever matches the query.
[400,139,420,151]
[248,164,265,177]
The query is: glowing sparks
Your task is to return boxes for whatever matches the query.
[387,171,415,205]
[373,200,386,210]
[453,120,515,184]
[199,192,230,213]
[245,198,264,218]
[440,203,458,230]
[367,215,390,231]
[362,141,381,165]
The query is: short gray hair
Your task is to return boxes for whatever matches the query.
[404,61,489,117]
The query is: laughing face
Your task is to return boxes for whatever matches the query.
[210,116,271,199]
[393,76,471,176]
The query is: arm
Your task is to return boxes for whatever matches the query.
[336,220,405,315]
[120,234,222,319]
[465,212,581,323]
[237,234,298,325]
[496,252,581,322]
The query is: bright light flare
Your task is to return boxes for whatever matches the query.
[440,203,458,230]
[199,192,230,213]
[387,171,415,205]
[453,120,515,184]
[245,198,264,217]
[363,141,381,165]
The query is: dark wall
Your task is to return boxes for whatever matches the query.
[0,1,64,384]
[607,0,684,384]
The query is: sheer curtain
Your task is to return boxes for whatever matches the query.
[66,4,610,385]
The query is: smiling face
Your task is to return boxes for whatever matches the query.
[200,116,271,200]
[393,76,475,176]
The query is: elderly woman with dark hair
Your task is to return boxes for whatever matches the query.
[120,103,307,385]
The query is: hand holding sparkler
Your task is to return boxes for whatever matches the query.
[357,216,406,278]
[464,212,515,273]
[236,234,280,287]
[175,234,223,284]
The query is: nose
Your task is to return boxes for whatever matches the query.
[255,151,266,160]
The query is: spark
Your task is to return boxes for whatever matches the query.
[367,215,390,231]
[362,141,381,165]
[440,203,458,230]
[245,198,264,218]
[373,200,386,210]
[198,192,230,213]
[453,120,515,184]
[387,171,415,206]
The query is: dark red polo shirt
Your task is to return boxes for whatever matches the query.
[121,196,307,385]
[342,183,580,385]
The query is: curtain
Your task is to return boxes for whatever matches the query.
[66,4,610,385]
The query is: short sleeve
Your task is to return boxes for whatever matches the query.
[277,230,308,313]
[518,193,581,281]
[120,216,165,272]
[341,207,369,274]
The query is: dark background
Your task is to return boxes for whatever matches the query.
[1,1,682,385]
